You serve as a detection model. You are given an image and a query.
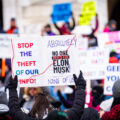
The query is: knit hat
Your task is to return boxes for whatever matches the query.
[113,80,120,98]
[81,107,99,120]
[100,98,114,111]
[47,110,68,120]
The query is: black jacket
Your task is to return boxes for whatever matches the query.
[9,86,85,120]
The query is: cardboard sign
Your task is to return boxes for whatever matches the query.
[11,35,77,87]
[79,1,96,25]
[104,64,120,95]
[51,3,72,23]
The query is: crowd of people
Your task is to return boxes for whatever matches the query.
[0,13,119,120]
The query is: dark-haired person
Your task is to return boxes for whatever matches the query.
[41,24,55,36]
[7,18,18,34]
[54,13,75,35]
[8,71,86,120]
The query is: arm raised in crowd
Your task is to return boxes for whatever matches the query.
[66,71,86,120]
[8,76,40,120]
[67,13,75,31]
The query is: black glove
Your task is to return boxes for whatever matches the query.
[7,75,18,89]
[73,71,86,89]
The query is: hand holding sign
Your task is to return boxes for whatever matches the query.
[73,71,86,89]
[7,75,18,89]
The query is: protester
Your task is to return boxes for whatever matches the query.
[41,24,55,36]
[92,86,105,108]
[57,86,75,108]
[8,71,86,120]
[54,13,75,35]
[103,20,117,32]
[7,18,18,34]
[21,87,43,111]
[72,14,99,48]
[99,98,113,118]
[100,80,120,119]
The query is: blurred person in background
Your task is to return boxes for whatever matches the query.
[21,87,43,111]
[0,91,11,120]
[57,86,75,109]
[83,14,99,48]
[103,20,117,32]
[91,86,105,109]
[72,14,98,48]
[101,80,120,119]
[53,13,75,35]
[7,18,18,34]
[41,24,55,36]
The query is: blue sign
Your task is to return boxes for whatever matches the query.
[51,3,72,23]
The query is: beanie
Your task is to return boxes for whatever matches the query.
[113,80,120,98]
[47,110,68,120]
[81,108,99,120]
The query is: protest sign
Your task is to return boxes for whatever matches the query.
[74,48,108,80]
[79,1,96,25]
[51,3,72,23]
[11,35,77,87]
[0,34,16,58]
[11,36,46,87]
[41,35,77,86]
[104,64,120,95]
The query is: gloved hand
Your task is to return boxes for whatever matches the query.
[7,75,18,89]
[73,71,86,89]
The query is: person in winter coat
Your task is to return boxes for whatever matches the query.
[92,86,105,108]
[101,79,120,120]
[57,86,75,108]
[21,87,42,111]
[103,20,117,32]
[54,13,75,35]
[41,24,55,36]
[7,18,18,34]
[8,71,86,120]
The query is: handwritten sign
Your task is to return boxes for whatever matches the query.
[11,35,77,87]
[79,1,96,25]
[108,31,120,42]
[0,34,17,58]
[74,48,108,80]
[51,3,72,23]
[104,64,120,95]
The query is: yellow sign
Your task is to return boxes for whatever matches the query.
[79,1,96,26]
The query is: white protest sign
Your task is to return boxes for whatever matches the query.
[11,36,45,87]
[11,35,77,87]
[104,64,120,95]
[42,35,77,86]
[0,34,17,58]
[74,48,108,80]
